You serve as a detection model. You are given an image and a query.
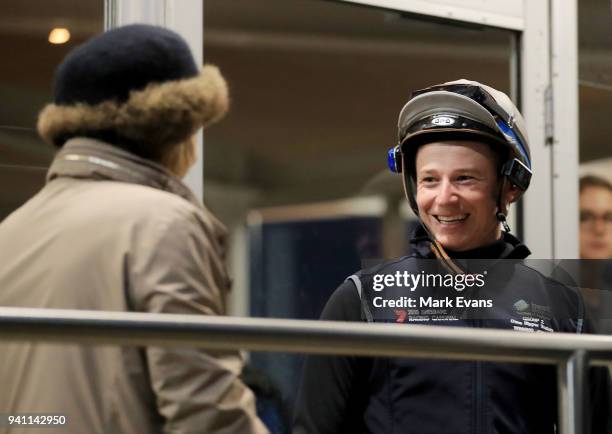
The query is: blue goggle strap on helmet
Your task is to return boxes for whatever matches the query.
[495,118,531,169]
[387,145,402,173]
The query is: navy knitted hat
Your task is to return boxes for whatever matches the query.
[38,24,228,151]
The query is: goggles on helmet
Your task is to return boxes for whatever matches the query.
[408,83,531,169]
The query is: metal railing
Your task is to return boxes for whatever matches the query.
[1,306,611,434]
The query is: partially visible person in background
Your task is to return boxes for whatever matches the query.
[0,24,267,434]
[580,175,612,259]
[577,175,612,335]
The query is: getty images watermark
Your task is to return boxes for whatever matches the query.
[370,270,492,309]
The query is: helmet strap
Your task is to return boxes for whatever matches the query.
[496,177,511,233]
[400,164,419,216]
[429,236,465,275]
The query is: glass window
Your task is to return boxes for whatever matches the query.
[577,0,612,261]
[203,0,514,316]
[0,1,103,221]
[578,0,612,178]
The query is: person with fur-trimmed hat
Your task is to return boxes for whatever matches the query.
[0,24,268,434]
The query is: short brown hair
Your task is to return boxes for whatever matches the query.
[579,175,612,193]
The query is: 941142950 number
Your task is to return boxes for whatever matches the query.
[1,414,67,427]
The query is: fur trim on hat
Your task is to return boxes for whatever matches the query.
[37,64,228,147]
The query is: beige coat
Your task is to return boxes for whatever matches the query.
[0,138,268,434]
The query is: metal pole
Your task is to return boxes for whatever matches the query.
[1,307,612,366]
[557,350,589,434]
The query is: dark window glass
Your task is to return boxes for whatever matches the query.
[0,1,103,221]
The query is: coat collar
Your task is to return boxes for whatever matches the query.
[47,137,201,208]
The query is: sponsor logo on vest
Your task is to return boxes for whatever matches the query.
[511,299,554,332]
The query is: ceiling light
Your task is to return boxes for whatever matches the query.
[48,28,71,45]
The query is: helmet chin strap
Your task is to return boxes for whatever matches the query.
[496,177,511,233]
[429,233,465,275]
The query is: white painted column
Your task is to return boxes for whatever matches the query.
[522,0,580,259]
[550,0,579,259]
[521,0,553,258]
[104,0,204,200]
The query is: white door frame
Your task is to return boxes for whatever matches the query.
[341,0,524,31]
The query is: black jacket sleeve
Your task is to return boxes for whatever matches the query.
[293,280,371,434]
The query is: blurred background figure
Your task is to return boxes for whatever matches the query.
[580,175,612,259]
[577,175,612,336]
